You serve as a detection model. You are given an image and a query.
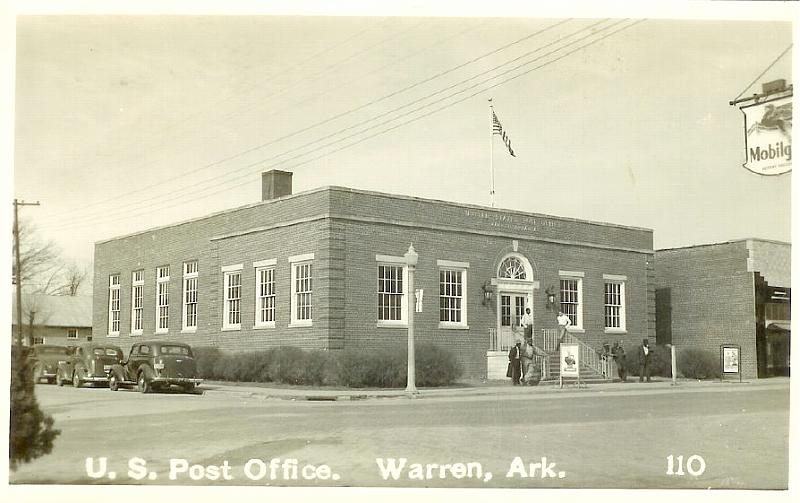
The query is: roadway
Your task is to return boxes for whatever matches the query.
[9,379,790,489]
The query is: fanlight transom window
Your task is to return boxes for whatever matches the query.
[498,257,527,280]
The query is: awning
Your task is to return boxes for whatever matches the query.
[767,321,791,332]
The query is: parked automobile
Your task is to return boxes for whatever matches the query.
[29,344,70,384]
[57,342,124,388]
[108,341,202,393]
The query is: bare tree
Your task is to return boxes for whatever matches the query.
[12,219,62,291]
[12,219,91,296]
[49,261,90,296]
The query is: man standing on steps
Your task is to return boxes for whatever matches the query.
[556,311,571,350]
[612,340,627,382]
[638,338,652,382]
[520,307,533,344]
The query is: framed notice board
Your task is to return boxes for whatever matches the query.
[720,344,742,382]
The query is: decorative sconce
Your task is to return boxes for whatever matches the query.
[482,280,494,306]
[545,285,556,311]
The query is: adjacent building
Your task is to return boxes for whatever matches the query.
[93,170,655,379]
[12,294,93,346]
[655,239,790,379]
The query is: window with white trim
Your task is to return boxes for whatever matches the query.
[604,280,626,331]
[182,261,198,331]
[377,264,406,324]
[439,262,468,327]
[33,337,44,345]
[290,256,313,326]
[559,272,583,330]
[67,328,78,340]
[255,265,276,327]
[155,266,170,334]
[223,270,242,330]
[131,270,144,335]
[108,274,120,336]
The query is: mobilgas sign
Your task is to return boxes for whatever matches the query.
[740,96,792,175]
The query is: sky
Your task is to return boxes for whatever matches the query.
[7,4,795,270]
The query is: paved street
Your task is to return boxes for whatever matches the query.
[9,380,790,489]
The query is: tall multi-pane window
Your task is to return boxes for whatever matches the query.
[131,270,144,335]
[223,270,242,329]
[377,264,405,323]
[182,261,198,331]
[155,265,170,334]
[255,263,276,328]
[438,261,468,328]
[604,279,626,331]
[108,274,120,336]
[289,254,313,326]
[559,272,583,330]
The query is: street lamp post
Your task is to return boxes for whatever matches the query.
[404,243,419,395]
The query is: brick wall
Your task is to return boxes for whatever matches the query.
[655,242,758,379]
[94,186,654,377]
[339,220,653,379]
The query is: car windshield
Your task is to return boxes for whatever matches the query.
[159,345,190,356]
[35,347,68,355]
[93,348,121,357]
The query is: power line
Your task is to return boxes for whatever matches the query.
[732,44,792,102]
[44,19,602,231]
[46,19,643,233]
[42,19,570,225]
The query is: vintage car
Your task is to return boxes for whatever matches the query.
[29,344,70,384]
[108,341,202,393]
[56,342,124,387]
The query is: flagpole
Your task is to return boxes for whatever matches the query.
[489,99,495,208]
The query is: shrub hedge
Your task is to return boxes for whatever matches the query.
[677,348,721,380]
[193,342,462,388]
[622,344,672,377]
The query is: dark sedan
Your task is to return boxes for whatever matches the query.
[30,344,70,384]
[57,342,124,388]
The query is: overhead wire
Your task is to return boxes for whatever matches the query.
[45,19,644,234]
[732,44,792,102]
[42,18,569,225]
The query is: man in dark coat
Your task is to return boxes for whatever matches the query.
[508,341,522,385]
[638,338,651,382]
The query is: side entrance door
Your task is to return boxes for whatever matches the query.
[498,294,526,351]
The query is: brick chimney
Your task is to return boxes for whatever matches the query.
[261,170,293,201]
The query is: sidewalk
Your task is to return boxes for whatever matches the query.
[200,376,790,401]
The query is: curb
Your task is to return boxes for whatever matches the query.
[199,377,789,402]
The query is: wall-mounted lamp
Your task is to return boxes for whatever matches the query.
[482,280,494,306]
[545,285,556,311]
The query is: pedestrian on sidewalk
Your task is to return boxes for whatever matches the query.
[521,339,548,386]
[507,340,522,385]
[638,338,651,382]
[612,340,627,382]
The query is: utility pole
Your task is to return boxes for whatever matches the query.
[13,199,40,347]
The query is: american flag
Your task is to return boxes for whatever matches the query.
[492,110,516,157]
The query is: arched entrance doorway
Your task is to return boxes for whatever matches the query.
[486,253,539,379]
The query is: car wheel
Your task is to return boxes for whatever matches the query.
[72,371,82,388]
[47,377,55,384]
[181,383,195,394]
[137,372,151,394]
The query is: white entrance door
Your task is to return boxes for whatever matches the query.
[498,294,526,351]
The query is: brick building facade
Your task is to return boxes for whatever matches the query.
[93,171,655,379]
[655,239,790,379]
